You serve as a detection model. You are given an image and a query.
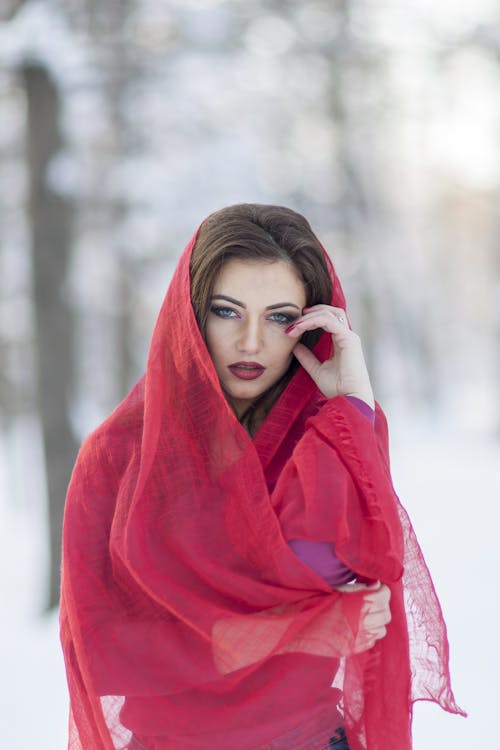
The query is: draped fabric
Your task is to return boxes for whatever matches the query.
[60,227,464,750]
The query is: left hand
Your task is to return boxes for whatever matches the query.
[287,304,375,408]
[335,581,391,653]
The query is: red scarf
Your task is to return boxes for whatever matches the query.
[60,229,464,750]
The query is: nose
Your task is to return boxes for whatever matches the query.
[236,317,263,355]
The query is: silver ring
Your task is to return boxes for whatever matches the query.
[336,315,345,324]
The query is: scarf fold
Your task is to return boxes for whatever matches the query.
[60,228,464,750]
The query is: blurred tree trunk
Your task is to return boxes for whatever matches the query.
[328,0,378,375]
[21,63,78,610]
[0,0,27,22]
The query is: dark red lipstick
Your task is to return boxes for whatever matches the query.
[228,362,266,381]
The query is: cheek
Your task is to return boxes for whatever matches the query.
[272,334,296,363]
[205,322,223,359]
[205,325,237,372]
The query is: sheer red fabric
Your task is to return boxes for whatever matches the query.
[60,228,464,750]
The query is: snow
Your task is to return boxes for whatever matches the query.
[0,415,68,748]
[387,412,500,749]
[1,410,498,749]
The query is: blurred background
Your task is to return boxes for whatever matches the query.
[0,0,498,748]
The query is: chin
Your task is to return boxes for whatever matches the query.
[226,383,266,402]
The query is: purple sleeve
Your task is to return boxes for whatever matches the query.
[345,395,375,423]
[288,539,356,586]
[286,396,373,586]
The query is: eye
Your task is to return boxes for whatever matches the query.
[210,305,239,319]
[268,312,299,326]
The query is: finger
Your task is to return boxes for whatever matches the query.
[364,596,391,622]
[304,306,350,326]
[292,343,321,378]
[304,305,348,318]
[335,582,374,593]
[354,630,382,654]
[364,584,391,606]
[362,596,392,626]
[358,618,388,649]
[362,588,390,609]
[287,311,351,337]
[353,638,376,654]
[374,625,387,640]
[293,309,345,327]
[336,580,381,593]
[362,607,391,629]
[361,612,387,634]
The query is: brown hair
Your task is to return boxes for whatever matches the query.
[190,204,333,432]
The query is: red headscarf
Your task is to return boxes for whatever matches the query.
[60,224,464,750]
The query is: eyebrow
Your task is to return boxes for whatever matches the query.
[211,294,301,311]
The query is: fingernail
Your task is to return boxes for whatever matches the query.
[285,324,296,334]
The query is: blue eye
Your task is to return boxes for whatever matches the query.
[210,305,238,319]
[269,312,298,325]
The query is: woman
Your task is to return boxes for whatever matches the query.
[60,204,463,750]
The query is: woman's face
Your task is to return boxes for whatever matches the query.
[206,259,307,417]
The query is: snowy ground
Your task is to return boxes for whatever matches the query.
[388,415,500,749]
[1,413,498,749]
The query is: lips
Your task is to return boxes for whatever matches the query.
[228,362,266,381]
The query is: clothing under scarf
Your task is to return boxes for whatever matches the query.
[60,226,464,750]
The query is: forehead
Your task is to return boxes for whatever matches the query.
[213,259,306,302]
